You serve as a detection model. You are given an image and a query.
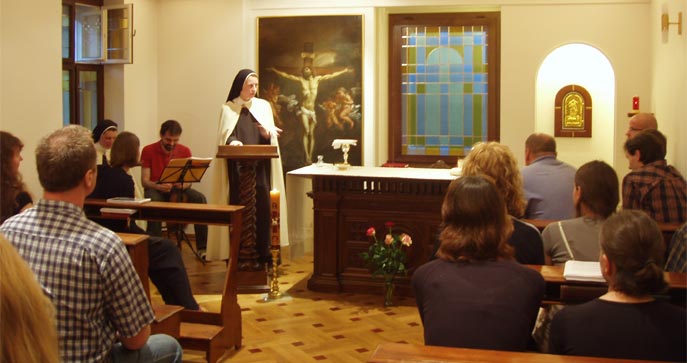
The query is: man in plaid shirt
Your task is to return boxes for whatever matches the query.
[0,126,182,363]
[622,129,686,224]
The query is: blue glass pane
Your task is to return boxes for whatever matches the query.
[451,137,464,145]
[464,46,473,64]
[464,94,473,134]
[450,73,463,82]
[418,94,428,134]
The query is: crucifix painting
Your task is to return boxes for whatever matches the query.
[258,15,363,174]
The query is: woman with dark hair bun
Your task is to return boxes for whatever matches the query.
[549,210,686,361]
[413,175,545,351]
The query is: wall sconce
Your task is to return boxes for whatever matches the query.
[661,12,682,35]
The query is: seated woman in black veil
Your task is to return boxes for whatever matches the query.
[89,131,200,310]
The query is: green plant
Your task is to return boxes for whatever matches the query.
[360,221,413,278]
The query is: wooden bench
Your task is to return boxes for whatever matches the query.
[118,233,185,340]
[526,264,687,307]
[368,342,675,363]
[93,200,245,362]
[523,219,682,254]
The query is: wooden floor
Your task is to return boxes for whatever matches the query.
[150,243,424,362]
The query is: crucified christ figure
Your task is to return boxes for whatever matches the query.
[268,65,352,163]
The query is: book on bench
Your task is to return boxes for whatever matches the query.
[563,260,605,282]
[106,197,151,204]
[100,207,137,215]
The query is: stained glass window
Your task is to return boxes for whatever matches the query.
[389,13,500,164]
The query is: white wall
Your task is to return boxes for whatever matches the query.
[154,0,244,201]
[501,3,651,173]
[1,0,62,198]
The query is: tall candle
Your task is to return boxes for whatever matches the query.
[270,189,280,248]
[632,96,640,111]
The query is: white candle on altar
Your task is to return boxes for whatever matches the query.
[270,189,280,248]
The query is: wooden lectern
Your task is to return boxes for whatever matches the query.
[216,145,279,293]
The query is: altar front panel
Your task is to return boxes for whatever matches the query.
[289,165,455,296]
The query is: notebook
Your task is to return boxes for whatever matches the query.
[563,260,605,282]
[106,197,151,204]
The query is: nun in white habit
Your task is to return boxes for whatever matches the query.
[207,69,289,262]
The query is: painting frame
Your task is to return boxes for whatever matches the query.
[257,15,363,174]
[554,84,592,138]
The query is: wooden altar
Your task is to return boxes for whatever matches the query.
[288,165,455,296]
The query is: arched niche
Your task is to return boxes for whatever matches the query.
[535,43,615,168]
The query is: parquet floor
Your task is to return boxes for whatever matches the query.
[151,243,424,362]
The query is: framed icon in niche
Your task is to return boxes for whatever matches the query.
[554,84,592,138]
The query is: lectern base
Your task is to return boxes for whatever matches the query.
[236,270,269,294]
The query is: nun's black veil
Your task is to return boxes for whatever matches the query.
[226,69,257,102]
[92,119,118,142]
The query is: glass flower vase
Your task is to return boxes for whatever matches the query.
[383,274,395,307]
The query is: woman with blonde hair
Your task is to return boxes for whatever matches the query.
[413,175,545,350]
[0,234,59,363]
[462,142,545,264]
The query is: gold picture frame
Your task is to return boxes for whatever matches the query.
[554,84,592,138]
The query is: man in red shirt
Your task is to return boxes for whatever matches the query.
[141,120,208,258]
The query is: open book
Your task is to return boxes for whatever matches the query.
[106,197,151,204]
[563,260,606,282]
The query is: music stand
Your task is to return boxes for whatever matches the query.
[158,157,212,263]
